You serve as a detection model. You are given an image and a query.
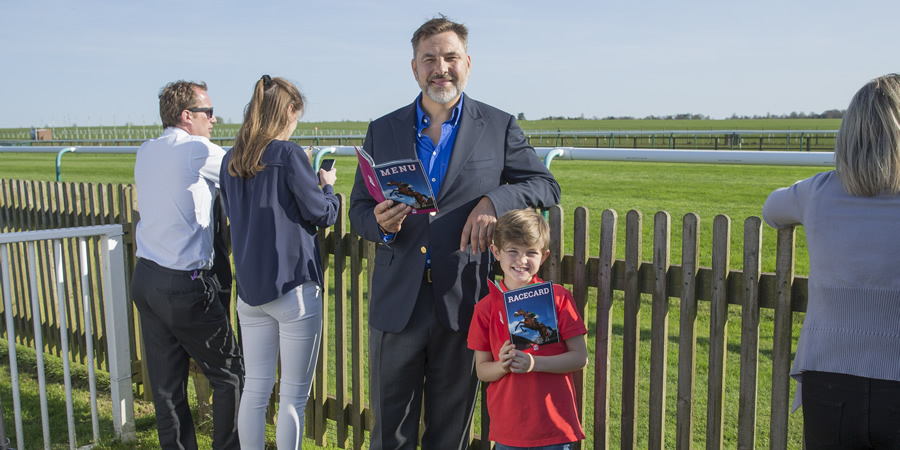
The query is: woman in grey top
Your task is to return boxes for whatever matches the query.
[763,73,900,449]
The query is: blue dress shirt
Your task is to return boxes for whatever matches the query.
[381,94,465,257]
[415,93,464,199]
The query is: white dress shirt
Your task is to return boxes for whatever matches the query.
[134,127,225,270]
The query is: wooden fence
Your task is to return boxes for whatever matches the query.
[0,178,809,448]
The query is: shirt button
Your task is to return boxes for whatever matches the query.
[420,246,427,254]
[432,151,437,156]
[431,178,436,182]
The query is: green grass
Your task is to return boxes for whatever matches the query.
[0,338,347,449]
[0,152,825,275]
[1,150,823,448]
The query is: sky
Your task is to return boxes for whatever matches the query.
[2,0,898,128]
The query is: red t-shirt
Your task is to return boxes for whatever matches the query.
[467,276,587,446]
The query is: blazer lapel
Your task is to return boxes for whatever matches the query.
[438,96,485,201]
[385,103,418,162]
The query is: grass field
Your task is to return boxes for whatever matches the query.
[0,149,824,448]
[0,151,824,274]
[0,117,842,140]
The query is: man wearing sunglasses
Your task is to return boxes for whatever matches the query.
[131,80,243,449]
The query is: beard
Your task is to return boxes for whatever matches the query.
[423,74,467,104]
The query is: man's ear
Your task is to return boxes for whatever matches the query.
[180,109,193,126]
[411,59,418,81]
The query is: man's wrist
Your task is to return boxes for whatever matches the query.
[379,225,396,243]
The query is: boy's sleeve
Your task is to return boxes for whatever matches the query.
[467,295,493,352]
[555,286,588,339]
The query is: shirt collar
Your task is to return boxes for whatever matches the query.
[500,275,543,291]
[415,92,464,129]
[165,126,190,137]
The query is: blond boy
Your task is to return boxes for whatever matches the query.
[467,209,588,449]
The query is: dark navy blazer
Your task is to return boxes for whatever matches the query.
[220,140,339,306]
[349,97,561,333]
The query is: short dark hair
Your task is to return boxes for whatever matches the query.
[158,80,207,129]
[411,14,468,58]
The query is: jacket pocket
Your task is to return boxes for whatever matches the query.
[375,245,394,266]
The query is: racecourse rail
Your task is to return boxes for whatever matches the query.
[1,128,839,152]
[0,145,836,182]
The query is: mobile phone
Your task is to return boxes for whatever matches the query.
[320,159,335,171]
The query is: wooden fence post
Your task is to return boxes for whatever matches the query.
[333,194,350,448]
[572,206,589,450]
[706,214,731,449]
[621,210,643,449]
[676,212,700,449]
[737,217,762,449]
[593,209,617,450]
[770,227,796,448]
[648,211,671,450]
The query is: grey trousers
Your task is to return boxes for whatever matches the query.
[369,279,480,450]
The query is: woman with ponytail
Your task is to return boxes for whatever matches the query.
[219,75,338,449]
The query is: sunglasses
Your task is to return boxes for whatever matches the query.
[186,107,214,119]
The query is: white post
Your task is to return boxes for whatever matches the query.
[54,239,78,449]
[0,245,24,450]
[27,241,52,449]
[100,231,136,441]
[79,237,101,442]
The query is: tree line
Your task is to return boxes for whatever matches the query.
[521,109,845,121]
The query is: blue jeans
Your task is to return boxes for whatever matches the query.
[494,443,574,450]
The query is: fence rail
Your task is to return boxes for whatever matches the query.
[0,178,809,448]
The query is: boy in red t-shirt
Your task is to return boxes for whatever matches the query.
[467,209,588,449]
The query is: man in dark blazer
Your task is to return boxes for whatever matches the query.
[349,15,560,449]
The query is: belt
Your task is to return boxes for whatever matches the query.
[423,268,432,284]
[139,258,209,280]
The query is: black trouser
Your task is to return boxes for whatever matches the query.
[802,370,900,449]
[132,258,244,450]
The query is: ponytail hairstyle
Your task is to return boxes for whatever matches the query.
[229,75,306,178]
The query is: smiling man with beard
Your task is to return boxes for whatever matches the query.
[349,14,561,450]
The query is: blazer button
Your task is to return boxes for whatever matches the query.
[430,211,436,216]
[420,246,427,254]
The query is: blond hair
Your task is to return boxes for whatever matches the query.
[229,76,305,178]
[493,209,550,252]
[835,73,900,197]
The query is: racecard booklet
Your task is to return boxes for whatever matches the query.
[489,279,560,352]
[354,146,438,214]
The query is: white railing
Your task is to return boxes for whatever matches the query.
[0,225,135,449]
